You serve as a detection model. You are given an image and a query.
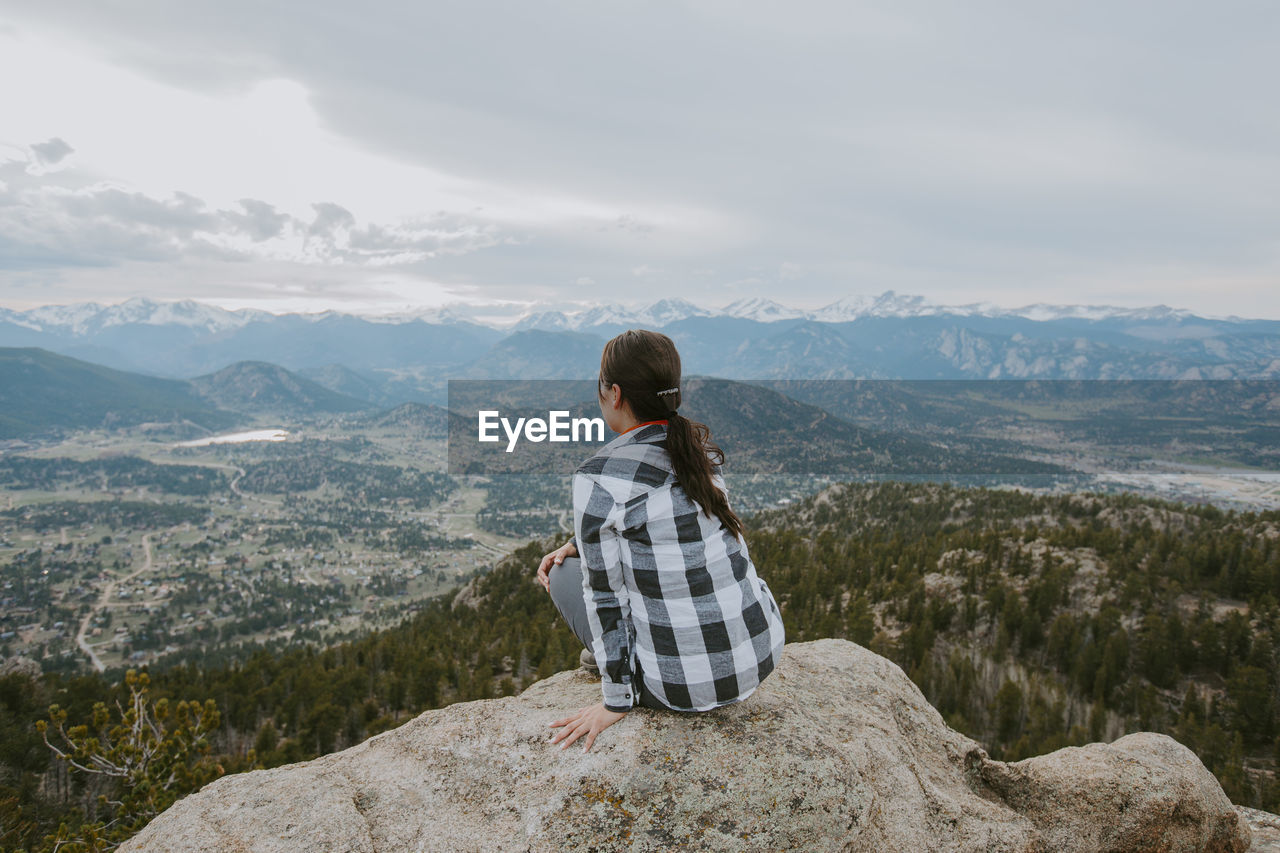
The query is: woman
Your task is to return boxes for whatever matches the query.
[536,329,786,752]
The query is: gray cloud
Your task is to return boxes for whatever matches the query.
[307,202,355,238]
[225,198,288,242]
[31,137,74,165]
[58,188,218,234]
[0,158,503,272]
[2,2,1279,315]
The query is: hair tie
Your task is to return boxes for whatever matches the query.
[656,387,679,397]
[655,386,680,416]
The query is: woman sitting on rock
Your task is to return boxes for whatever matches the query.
[536,329,786,752]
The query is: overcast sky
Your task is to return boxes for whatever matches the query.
[2,1,1278,318]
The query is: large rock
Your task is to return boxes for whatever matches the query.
[122,639,1250,852]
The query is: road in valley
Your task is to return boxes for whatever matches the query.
[74,532,155,673]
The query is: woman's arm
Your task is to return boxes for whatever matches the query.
[572,471,635,712]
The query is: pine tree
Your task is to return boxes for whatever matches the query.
[37,670,222,851]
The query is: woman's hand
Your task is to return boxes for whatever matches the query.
[536,540,578,593]
[549,703,626,753]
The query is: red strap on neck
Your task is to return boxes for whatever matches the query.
[622,419,668,435]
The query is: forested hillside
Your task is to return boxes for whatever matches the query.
[3,482,1279,850]
[749,483,1280,800]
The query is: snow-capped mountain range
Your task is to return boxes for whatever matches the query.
[0,291,1216,335]
[0,298,273,336]
[2,292,1276,388]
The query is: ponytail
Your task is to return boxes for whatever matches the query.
[600,329,745,540]
[664,410,745,540]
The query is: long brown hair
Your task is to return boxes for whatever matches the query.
[599,329,745,539]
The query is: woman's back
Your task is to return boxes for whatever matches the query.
[544,327,786,751]
[573,421,786,711]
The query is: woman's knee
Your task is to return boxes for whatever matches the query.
[549,556,581,594]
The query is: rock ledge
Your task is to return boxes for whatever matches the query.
[123,639,1250,852]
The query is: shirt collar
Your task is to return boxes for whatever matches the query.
[600,419,667,452]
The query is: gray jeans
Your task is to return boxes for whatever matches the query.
[548,556,670,711]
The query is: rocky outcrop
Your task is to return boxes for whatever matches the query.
[122,639,1250,852]
[0,655,41,678]
[1241,807,1280,852]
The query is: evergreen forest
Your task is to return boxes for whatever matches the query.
[3,482,1280,850]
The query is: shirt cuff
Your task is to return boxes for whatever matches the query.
[601,676,634,711]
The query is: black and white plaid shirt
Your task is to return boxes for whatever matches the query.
[572,421,786,712]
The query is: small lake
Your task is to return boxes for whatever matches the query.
[175,429,290,447]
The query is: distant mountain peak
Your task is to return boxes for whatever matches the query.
[1010,303,1201,323]
[509,298,713,332]
[15,301,109,334]
[811,291,966,321]
[100,297,267,331]
[511,310,574,332]
[7,296,267,335]
[722,297,805,322]
[638,297,711,326]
